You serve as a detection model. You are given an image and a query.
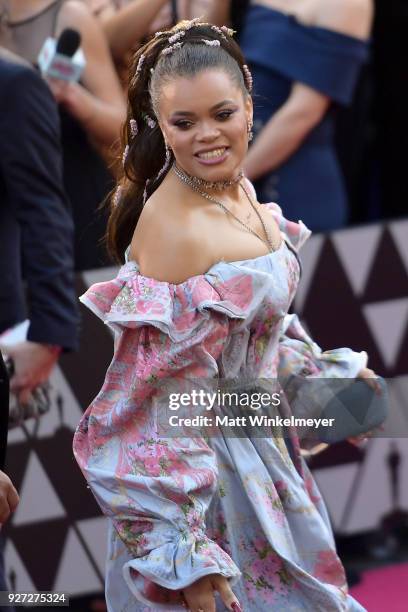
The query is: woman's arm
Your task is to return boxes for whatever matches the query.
[244,82,330,181]
[317,0,374,40]
[244,0,373,181]
[98,0,169,62]
[49,0,126,148]
[205,0,232,26]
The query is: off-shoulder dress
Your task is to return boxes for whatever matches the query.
[73,201,367,611]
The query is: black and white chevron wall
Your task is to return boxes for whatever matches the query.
[3,218,408,596]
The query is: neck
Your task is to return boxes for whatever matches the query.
[5,0,52,20]
[173,162,244,200]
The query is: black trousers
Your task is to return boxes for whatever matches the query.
[0,353,8,470]
[0,353,13,611]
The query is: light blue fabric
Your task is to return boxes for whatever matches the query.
[75,204,367,611]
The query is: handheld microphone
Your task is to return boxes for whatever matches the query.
[37,28,86,82]
[57,28,81,56]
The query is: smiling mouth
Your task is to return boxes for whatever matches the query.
[196,147,228,160]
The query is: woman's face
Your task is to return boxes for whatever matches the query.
[158,69,252,181]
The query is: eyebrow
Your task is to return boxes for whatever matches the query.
[170,99,237,118]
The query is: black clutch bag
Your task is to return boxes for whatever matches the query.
[282,375,389,446]
[0,321,52,429]
[5,357,51,430]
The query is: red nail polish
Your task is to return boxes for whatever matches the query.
[231,602,243,612]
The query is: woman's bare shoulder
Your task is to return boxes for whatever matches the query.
[58,0,94,24]
[317,0,373,40]
[129,196,214,284]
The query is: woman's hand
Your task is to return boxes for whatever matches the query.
[46,78,93,123]
[357,366,382,395]
[0,341,60,405]
[182,574,242,612]
[51,0,126,147]
[0,470,19,524]
[348,366,383,446]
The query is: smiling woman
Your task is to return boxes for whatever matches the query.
[105,21,285,281]
[126,45,282,283]
[73,18,374,612]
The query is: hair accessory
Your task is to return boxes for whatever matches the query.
[130,119,138,137]
[162,41,184,56]
[142,179,151,206]
[113,185,123,207]
[154,30,167,38]
[142,113,156,129]
[122,144,129,166]
[202,39,221,47]
[168,30,186,44]
[243,64,253,93]
[136,54,145,75]
[211,25,228,41]
[156,144,172,182]
[220,25,235,37]
[181,17,202,31]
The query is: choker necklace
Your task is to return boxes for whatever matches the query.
[173,164,278,252]
[173,163,244,191]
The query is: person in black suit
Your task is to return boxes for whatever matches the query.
[0,354,18,524]
[0,49,79,403]
[0,48,79,601]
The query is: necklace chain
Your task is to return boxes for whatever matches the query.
[173,164,278,252]
[176,165,244,191]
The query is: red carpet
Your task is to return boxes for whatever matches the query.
[350,563,408,611]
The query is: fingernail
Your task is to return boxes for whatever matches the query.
[231,602,243,612]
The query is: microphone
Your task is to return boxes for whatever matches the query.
[37,28,86,82]
[57,28,81,57]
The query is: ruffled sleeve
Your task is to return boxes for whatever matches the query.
[277,314,369,447]
[73,269,247,608]
[259,192,367,379]
[278,313,368,381]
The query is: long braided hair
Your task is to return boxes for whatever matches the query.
[106,21,253,263]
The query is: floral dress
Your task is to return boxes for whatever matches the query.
[73,200,367,611]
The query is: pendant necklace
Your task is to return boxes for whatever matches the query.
[173,164,279,252]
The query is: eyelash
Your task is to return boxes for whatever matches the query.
[174,110,236,130]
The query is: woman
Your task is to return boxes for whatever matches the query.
[0,0,126,270]
[73,20,377,611]
[207,0,373,232]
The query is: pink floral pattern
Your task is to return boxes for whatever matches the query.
[73,201,366,611]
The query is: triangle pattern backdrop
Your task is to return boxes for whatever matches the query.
[3,219,408,594]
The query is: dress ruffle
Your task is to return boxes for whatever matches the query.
[123,534,241,608]
[79,202,311,342]
[279,313,368,380]
[74,199,371,611]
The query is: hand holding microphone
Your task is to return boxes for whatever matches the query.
[37,28,95,123]
[38,28,85,82]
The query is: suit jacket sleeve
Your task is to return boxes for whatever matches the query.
[0,65,79,350]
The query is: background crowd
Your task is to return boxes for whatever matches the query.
[0,0,406,610]
[0,0,403,271]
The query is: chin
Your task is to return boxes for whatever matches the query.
[191,157,241,180]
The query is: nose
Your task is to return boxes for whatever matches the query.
[196,120,221,142]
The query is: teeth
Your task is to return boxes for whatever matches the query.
[198,148,226,160]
